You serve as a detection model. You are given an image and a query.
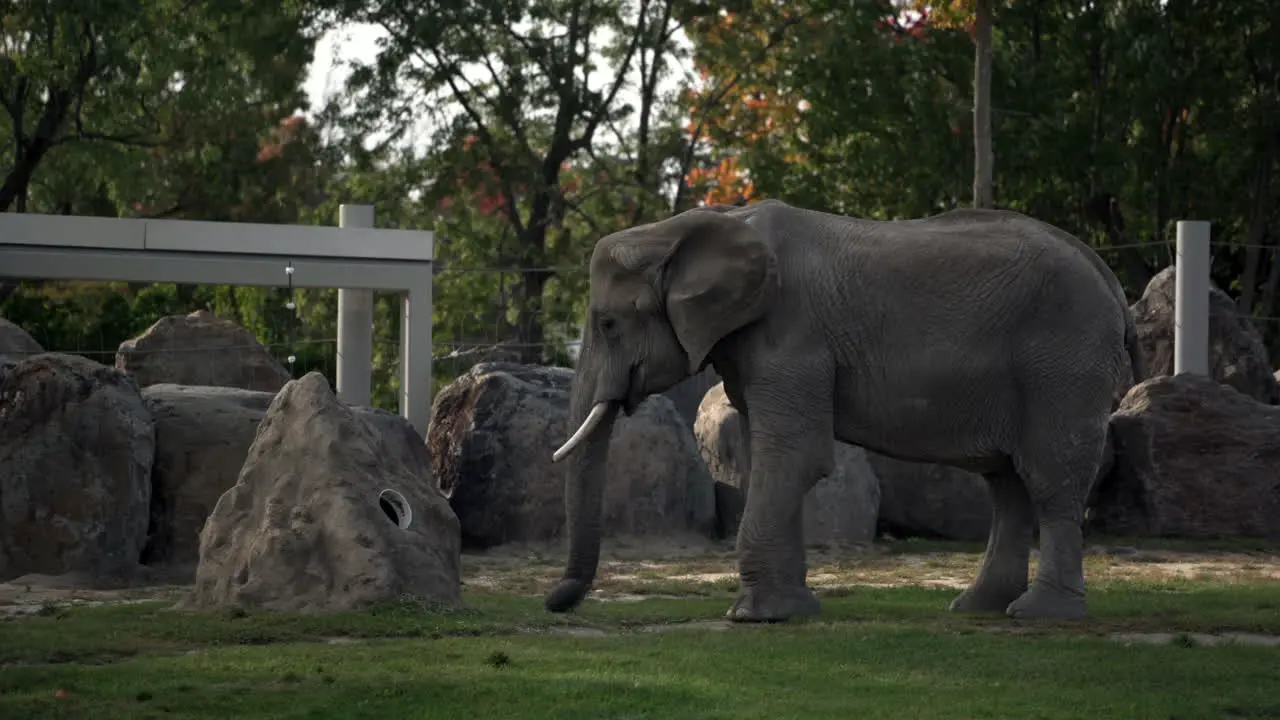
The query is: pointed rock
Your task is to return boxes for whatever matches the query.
[188,372,460,611]
[116,310,292,393]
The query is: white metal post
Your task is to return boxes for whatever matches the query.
[401,280,434,435]
[337,205,375,407]
[1174,220,1211,376]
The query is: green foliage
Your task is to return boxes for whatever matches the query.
[680,0,1280,354]
[312,0,699,365]
[4,0,1280,406]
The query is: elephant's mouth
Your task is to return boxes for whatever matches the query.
[621,394,640,416]
[621,365,644,415]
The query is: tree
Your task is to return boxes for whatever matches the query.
[1,0,335,388]
[318,0,696,363]
[681,0,973,217]
[906,0,1001,208]
[1,0,319,214]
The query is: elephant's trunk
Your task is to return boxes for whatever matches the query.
[544,366,620,613]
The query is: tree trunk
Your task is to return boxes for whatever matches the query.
[1238,137,1275,315]
[1260,249,1280,361]
[516,267,551,365]
[0,90,71,212]
[972,0,995,209]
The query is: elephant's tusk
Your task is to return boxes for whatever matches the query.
[552,402,610,463]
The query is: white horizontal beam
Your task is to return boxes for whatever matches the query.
[0,212,148,250]
[0,212,433,262]
[0,245,426,291]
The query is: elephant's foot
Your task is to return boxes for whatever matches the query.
[949,580,1028,615]
[1005,581,1086,620]
[726,584,821,623]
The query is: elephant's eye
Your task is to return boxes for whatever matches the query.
[598,316,616,335]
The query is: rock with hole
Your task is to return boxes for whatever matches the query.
[116,310,292,393]
[695,383,882,547]
[0,353,155,584]
[1131,265,1280,404]
[1091,374,1280,539]
[428,362,718,549]
[143,384,434,578]
[187,372,460,611]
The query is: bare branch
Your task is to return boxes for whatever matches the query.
[476,53,539,164]
[428,45,527,234]
[672,13,802,210]
[572,0,651,153]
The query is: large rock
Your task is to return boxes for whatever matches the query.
[695,382,990,543]
[0,318,44,386]
[0,318,43,360]
[663,366,721,429]
[0,353,155,584]
[1132,265,1280,404]
[116,310,292,393]
[140,385,275,569]
[869,455,992,542]
[1091,374,1280,539]
[694,383,881,547]
[188,372,460,611]
[428,362,718,549]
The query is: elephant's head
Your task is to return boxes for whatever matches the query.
[544,206,780,613]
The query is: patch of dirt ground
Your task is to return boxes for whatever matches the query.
[457,537,1280,600]
[2,537,1277,617]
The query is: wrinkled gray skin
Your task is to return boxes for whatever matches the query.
[546,199,1142,623]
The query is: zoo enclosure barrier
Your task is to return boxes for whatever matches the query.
[0,206,434,433]
[3,213,1278,432]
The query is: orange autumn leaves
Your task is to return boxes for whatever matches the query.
[680,9,811,206]
[681,4,941,207]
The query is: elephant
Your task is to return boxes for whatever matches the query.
[545,199,1143,623]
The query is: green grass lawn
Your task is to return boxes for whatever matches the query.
[2,541,1279,719]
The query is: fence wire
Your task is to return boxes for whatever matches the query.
[6,237,1280,410]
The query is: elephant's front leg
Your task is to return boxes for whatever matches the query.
[727,378,834,623]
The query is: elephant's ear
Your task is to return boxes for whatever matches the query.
[659,211,780,373]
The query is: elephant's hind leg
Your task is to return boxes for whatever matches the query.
[950,466,1034,614]
[1005,415,1106,621]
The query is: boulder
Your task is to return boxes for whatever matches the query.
[695,382,990,543]
[694,384,752,540]
[1131,265,1280,404]
[140,385,275,569]
[116,310,292,393]
[694,383,881,547]
[0,318,43,387]
[0,318,43,360]
[188,372,459,611]
[143,384,432,574]
[869,455,992,542]
[428,362,717,549]
[663,366,721,429]
[0,353,155,584]
[1090,374,1280,539]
